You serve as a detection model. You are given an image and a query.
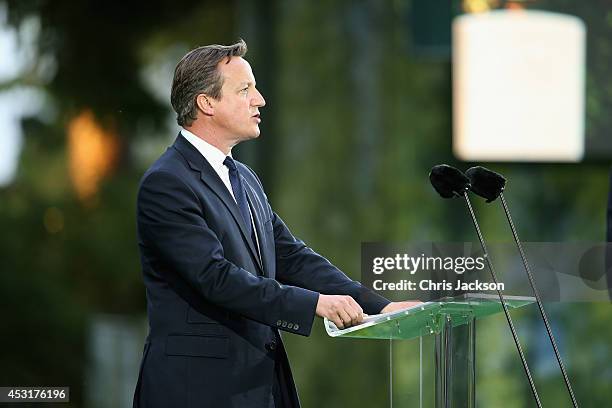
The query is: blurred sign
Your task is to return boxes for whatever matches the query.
[452,10,586,162]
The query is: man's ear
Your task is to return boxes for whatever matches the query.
[196,94,215,116]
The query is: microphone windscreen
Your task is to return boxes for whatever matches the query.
[429,164,470,198]
[465,166,506,202]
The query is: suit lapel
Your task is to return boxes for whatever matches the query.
[172,135,263,274]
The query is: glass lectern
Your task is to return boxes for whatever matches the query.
[325,293,534,407]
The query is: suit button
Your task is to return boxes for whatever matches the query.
[287,323,293,329]
[276,320,282,326]
[265,340,277,351]
[294,324,299,330]
[281,321,287,327]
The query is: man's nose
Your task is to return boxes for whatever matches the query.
[253,88,266,107]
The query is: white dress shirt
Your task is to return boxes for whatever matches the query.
[180,128,262,260]
[181,128,236,201]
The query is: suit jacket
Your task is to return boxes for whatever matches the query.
[133,134,390,408]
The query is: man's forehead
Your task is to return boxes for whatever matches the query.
[219,57,255,84]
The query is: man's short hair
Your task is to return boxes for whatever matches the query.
[171,39,248,127]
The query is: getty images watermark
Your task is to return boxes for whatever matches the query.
[361,242,612,302]
[371,252,498,291]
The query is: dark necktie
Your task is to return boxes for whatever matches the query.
[223,156,254,240]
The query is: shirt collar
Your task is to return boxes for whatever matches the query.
[180,128,231,171]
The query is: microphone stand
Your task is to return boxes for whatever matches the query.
[462,191,543,408]
[499,193,579,408]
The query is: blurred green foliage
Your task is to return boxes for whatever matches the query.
[0,0,610,407]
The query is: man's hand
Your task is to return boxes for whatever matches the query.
[380,301,422,314]
[316,294,364,329]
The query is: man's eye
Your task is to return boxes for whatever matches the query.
[241,88,249,93]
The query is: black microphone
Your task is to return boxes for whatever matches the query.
[465,166,506,202]
[429,164,543,408]
[466,166,579,408]
[429,164,470,198]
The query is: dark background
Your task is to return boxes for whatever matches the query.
[0,0,610,406]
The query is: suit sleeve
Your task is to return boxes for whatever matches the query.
[272,212,390,315]
[137,170,319,336]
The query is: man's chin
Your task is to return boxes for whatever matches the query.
[237,131,260,144]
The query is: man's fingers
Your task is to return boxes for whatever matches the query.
[353,299,363,324]
[337,309,352,328]
[347,308,363,326]
[333,315,345,329]
[342,303,364,327]
[348,298,364,325]
[317,294,366,328]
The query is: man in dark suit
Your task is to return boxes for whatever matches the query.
[133,39,414,408]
